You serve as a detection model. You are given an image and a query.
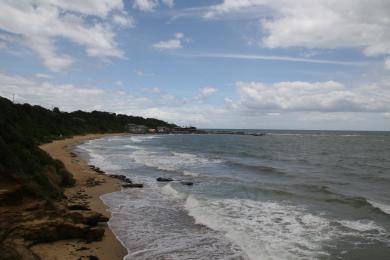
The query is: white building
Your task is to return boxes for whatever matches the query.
[127,124,148,134]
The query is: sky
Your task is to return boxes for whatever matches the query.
[0,0,390,130]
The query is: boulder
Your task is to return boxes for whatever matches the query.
[122,183,143,188]
[180,181,194,186]
[156,177,173,182]
[108,174,127,181]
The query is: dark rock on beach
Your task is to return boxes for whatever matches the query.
[180,181,194,186]
[88,165,105,175]
[156,177,173,182]
[108,174,127,181]
[122,183,143,188]
[108,174,133,183]
[78,256,99,260]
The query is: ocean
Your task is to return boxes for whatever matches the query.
[76,130,390,259]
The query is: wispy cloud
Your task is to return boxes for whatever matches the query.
[177,52,367,66]
[153,32,185,50]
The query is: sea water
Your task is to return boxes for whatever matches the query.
[77,131,390,259]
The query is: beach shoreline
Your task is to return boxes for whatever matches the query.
[31,133,128,260]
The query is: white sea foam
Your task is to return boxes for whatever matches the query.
[101,183,246,260]
[161,183,187,200]
[130,150,221,172]
[338,220,385,232]
[124,144,142,150]
[130,135,158,143]
[183,170,200,177]
[184,196,389,260]
[368,200,390,215]
[78,146,122,171]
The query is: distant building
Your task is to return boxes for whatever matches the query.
[148,128,157,134]
[156,126,171,133]
[127,123,148,134]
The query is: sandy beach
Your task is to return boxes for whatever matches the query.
[31,134,128,260]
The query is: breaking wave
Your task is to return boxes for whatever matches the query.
[184,196,390,260]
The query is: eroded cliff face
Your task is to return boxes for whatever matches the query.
[0,171,108,260]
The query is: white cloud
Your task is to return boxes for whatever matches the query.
[206,0,390,57]
[115,80,124,86]
[385,57,390,70]
[134,69,146,76]
[35,73,52,79]
[0,0,130,71]
[195,87,218,101]
[134,69,156,77]
[133,0,159,12]
[113,14,135,28]
[28,37,75,71]
[36,0,124,17]
[201,87,217,96]
[133,0,174,12]
[232,80,390,113]
[153,32,185,50]
[0,71,151,112]
[142,107,208,125]
[140,86,161,94]
[162,0,175,8]
[0,41,6,49]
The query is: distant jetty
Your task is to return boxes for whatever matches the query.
[205,130,266,136]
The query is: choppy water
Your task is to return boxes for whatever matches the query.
[77,130,390,259]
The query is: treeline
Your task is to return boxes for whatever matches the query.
[0,96,175,200]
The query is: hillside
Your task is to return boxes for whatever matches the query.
[0,96,175,200]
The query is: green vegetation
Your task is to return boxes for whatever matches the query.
[0,96,175,200]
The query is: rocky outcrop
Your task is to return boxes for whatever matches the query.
[0,199,107,259]
[0,239,40,260]
[16,220,105,244]
[0,184,24,206]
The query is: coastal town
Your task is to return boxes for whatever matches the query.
[127,123,202,134]
[127,123,266,136]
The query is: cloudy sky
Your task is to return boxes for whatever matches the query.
[1,0,390,130]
